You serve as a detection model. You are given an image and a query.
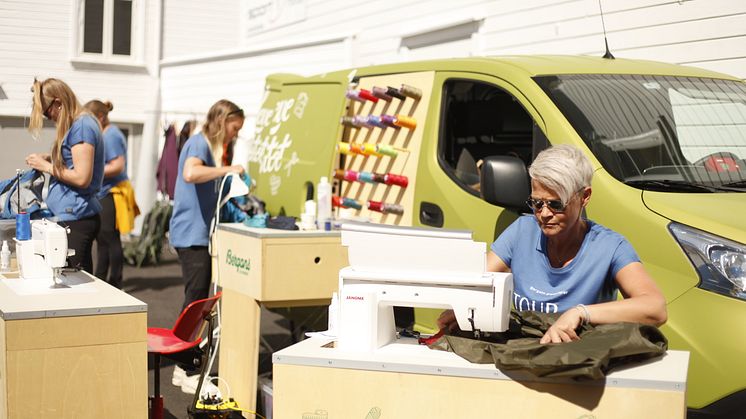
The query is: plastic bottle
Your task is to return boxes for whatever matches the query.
[1,240,10,272]
[316,177,332,230]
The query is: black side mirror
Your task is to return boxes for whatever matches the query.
[481,155,530,211]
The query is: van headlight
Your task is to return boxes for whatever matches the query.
[669,223,746,299]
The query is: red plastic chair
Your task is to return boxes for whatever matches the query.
[148,292,222,419]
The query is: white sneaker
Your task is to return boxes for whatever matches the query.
[172,365,186,386]
[180,373,201,394]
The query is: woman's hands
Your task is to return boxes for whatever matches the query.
[436,309,458,333]
[25,153,52,174]
[540,307,585,344]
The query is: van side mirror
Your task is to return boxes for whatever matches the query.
[480,156,530,211]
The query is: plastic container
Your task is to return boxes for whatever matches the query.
[316,177,332,230]
[0,240,10,272]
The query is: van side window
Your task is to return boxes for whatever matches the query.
[439,79,534,194]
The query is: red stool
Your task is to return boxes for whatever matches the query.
[147,292,221,419]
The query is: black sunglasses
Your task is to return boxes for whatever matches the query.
[43,99,56,120]
[526,197,567,213]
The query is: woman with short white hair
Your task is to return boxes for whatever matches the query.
[439,144,667,343]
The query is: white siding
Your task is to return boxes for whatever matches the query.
[161,0,241,59]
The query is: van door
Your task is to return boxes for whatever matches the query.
[249,77,348,217]
[413,73,547,245]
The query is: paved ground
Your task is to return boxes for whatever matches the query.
[123,246,296,419]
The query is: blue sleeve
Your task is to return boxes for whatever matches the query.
[185,137,211,163]
[610,238,641,277]
[490,217,523,267]
[68,116,100,147]
[104,128,126,162]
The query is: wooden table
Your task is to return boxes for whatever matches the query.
[0,269,147,419]
[214,224,348,415]
[273,337,689,418]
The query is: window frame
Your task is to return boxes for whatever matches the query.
[70,0,145,69]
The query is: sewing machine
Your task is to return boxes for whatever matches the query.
[15,219,74,282]
[336,222,513,353]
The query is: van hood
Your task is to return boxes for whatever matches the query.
[642,192,746,244]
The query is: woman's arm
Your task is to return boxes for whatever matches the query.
[182,156,244,184]
[103,155,125,178]
[540,262,667,344]
[26,143,95,188]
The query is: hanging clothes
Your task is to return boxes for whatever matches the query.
[110,179,140,234]
[156,124,179,200]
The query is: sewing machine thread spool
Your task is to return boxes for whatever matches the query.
[385,86,406,100]
[337,142,351,154]
[371,86,393,102]
[384,173,408,187]
[357,89,379,103]
[399,84,422,100]
[376,144,398,157]
[340,116,361,128]
[345,89,366,102]
[358,172,375,183]
[380,115,399,128]
[393,115,417,130]
[15,212,30,241]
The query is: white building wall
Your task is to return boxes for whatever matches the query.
[161,0,241,59]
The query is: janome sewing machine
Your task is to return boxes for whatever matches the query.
[336,222,513,353]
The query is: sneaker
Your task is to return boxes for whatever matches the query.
[180,373,201,394]
[172,365,186,386]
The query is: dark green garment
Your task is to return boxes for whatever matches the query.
[429,310,667,380]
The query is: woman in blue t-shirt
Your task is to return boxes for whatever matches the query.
[438,145,667,343]
[169,99,245,311]
[26,78,104,273]
[85,99,132,289]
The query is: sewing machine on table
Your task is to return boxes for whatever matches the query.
[15,219,75,284]
[335,222,513,353]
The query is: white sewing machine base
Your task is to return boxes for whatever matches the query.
[273,337,689,419]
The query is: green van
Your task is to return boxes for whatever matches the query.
[248,56,746,416]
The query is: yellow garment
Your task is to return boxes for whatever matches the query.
[110,180,140,234]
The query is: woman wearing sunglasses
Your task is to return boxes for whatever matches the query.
[26,78,105,274]
[439,144,667,343]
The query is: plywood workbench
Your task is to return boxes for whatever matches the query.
[0,269,147,419]
[214,223,348,415]
[273,337,689,419]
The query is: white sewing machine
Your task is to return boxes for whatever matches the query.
[15,219,74,282]
[336,222,513,353]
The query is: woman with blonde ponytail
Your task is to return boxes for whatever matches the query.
[85,99,138,289]
[26,78,105,274]
[170,99,245,310]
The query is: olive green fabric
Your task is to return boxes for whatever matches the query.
[429,310,667,380]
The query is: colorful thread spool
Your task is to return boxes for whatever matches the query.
[384,173,408,187]
[334,169,359,182]
[353,115,374,128]
[393,115,417,130]
[357,89,379,103]
[15,212,30,241]
[362,143,380,156]
[367,200,384,212]
[380,114,399,128]
[340,116,362,128]
[345,89,366,102]
[366,115,387,129]
[385,86,406,100]
[399,84,422,100]
[371,86,393,102]
[376,144,398,157]
[332,196,363,210]
[358,171,376,183]
[337,142,352,155]
[367,201,404,215]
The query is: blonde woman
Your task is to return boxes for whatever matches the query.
[169,99,245,310]
[27,78,104,274]
[85,100,138,289]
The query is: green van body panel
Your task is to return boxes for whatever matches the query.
[252,56,746,410]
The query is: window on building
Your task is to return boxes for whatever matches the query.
[75,0,140,65]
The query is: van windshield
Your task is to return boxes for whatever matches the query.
[535,74,746,192]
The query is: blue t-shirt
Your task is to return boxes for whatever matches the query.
[99,124,128,197]
[491,215,640,314]
[47,114,104,221]
[169,133,218,248]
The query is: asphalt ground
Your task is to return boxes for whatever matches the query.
[122,245,298,419]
